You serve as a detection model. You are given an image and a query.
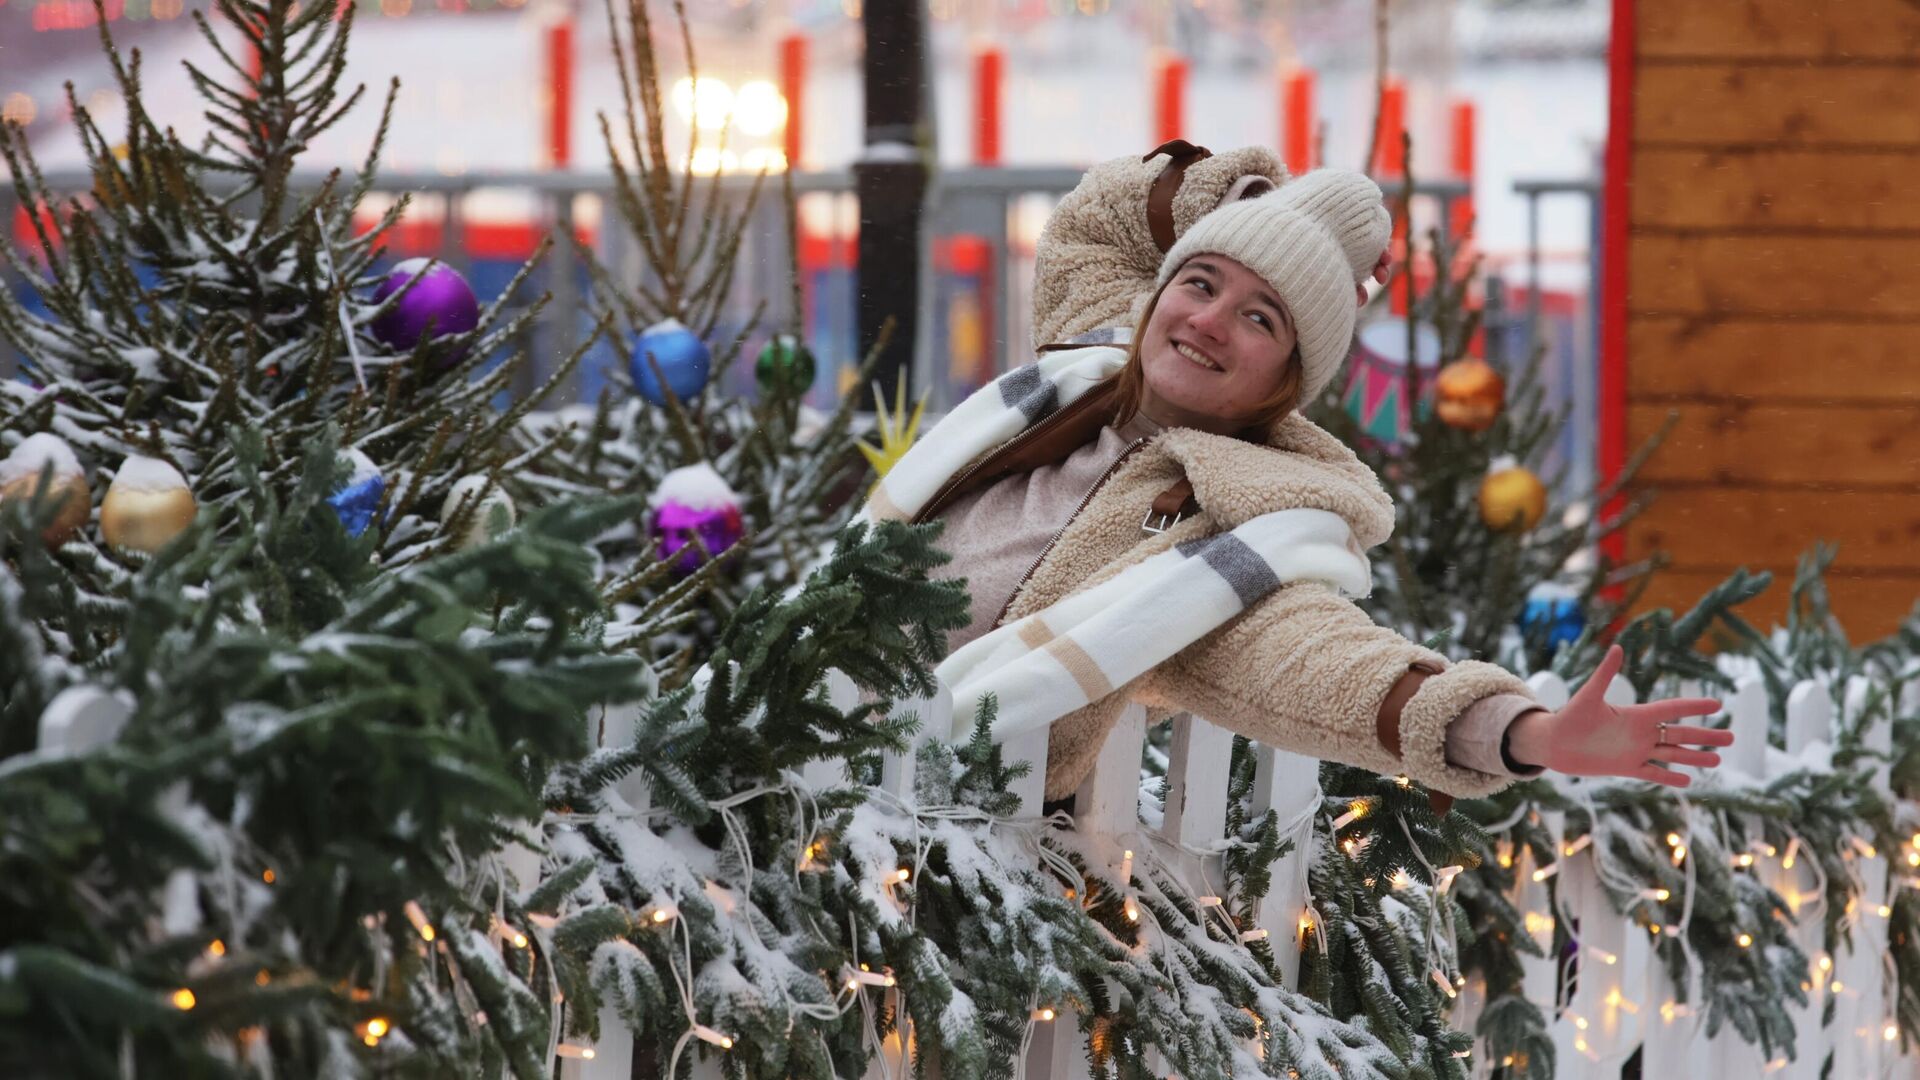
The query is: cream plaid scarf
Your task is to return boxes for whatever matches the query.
[859,346,1372,744]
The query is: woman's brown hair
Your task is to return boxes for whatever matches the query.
[1107,277,1306,440]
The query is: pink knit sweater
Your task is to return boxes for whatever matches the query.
[929,416,1545,780]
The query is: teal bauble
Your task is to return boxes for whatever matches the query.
[754,333,816,398]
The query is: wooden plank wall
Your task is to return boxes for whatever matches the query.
[1623,0,1920,640]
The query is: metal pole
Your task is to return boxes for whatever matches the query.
[1525,190,1541,354]
[855,0,930,411]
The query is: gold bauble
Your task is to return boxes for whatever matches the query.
[0,433,92,547]
[1434,358,1506,433]
[0,472,92,547]
[1478,466,1548,534]
[100,457,197,553]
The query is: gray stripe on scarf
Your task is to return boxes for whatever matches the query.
[1065,326,1131,346]
[1175,533,1281,608]
[998,363,1058,424]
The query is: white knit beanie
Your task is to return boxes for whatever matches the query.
[1155,169,1391,404]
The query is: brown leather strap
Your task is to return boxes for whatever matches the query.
[1150,476,1198,519]
[1143,139,1213,255]
[1376,661,1455,815]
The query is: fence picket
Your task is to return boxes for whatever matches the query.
[596,701,652,811]
[800,670,864,792]
[1514,672,1570,1060]
[558,1004,634,1079]
[1838,675,1895,1078]
[1706,677,1777,1073]
[1777,680,1835,1080]
[1160,713,1235,898]
[1028,706,1147,1080]
[1252,743,1321,990]
[1000,725,1051,817]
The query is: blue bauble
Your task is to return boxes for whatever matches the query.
[628,318,712,407]
[328,450,386,538]
[1518,585,1586,650]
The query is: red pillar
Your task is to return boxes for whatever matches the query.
[1599,0,1637,580]
[1282,68,1316,175]
[779,33,808,169]
[1155,54,1187,145]
[1450,99,1476,239]
[973,45,1003,166]
[1370,77,1406,178]
[545,20,573,168]
[1371,78,1409,313]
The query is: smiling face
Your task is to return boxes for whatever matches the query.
[1136,257,1301,437]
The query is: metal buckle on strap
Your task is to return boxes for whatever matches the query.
[1141,507,1186,535]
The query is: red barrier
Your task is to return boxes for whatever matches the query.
[1450,99,1475,239]
[974,46,1003,167]
[1283,68,1316,175]
[1371,77,1406,178]
[546,20,573,169]
[779,33,807,170]
[1155,54,1187,146]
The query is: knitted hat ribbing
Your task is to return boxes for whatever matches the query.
[1268,169,1392,281]
[1155,169,1390,404]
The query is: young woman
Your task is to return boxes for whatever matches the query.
[861,159,1730,806]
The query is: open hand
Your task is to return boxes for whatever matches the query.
[1505,645,1733,788]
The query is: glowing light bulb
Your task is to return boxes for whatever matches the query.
[732,80,788,137]
[171,988,196,1010]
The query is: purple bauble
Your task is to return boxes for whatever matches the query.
[371,258,481,360]
[648,463,745,575]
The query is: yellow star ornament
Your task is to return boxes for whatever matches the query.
[856,380,929,488]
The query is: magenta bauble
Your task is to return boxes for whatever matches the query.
[648,463,745,575]
[370,259,481,361]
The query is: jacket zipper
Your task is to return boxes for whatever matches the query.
[913,414,1065,527]
[990,437,1152,630]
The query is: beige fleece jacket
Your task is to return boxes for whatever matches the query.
[923,403,1540,800]
[929,416,1544,787]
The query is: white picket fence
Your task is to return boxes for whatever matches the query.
[536,664,1920,1079]
[35,658,1915,1077]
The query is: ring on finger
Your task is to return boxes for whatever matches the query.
[1655,721,1672,747]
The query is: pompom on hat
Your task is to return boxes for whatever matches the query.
[1155,169,1391,404]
